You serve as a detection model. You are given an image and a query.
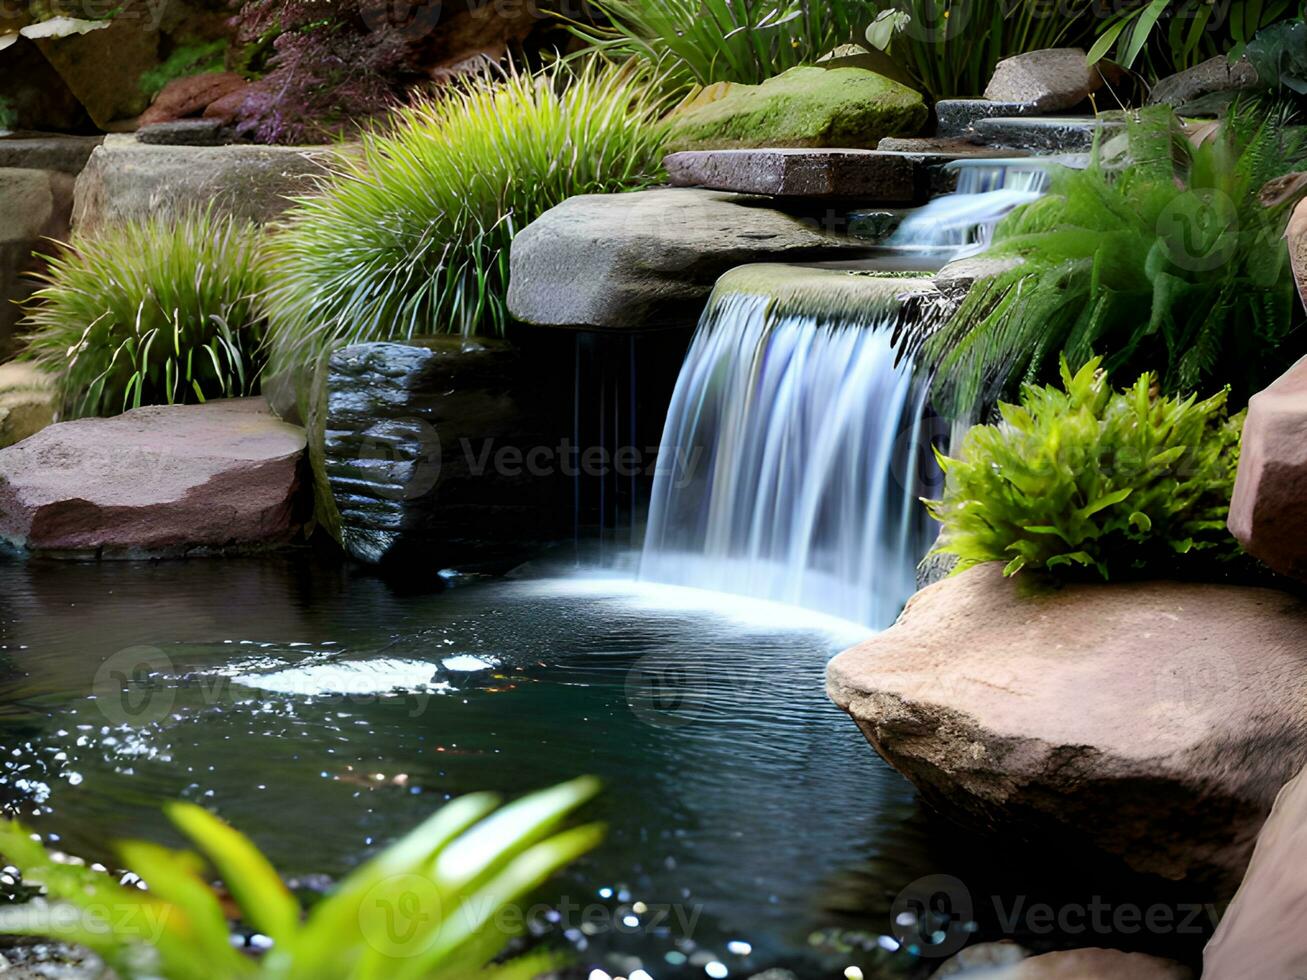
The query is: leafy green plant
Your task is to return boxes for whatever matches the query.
[923,106,1307,418]
[0,778,602,980]
[0,95,16,131]
[570,0,878,90]
[1088,0,1298,74]
[22,210,268,419]
[927,357,1243,580]
[261,59,668,387]
[138,40,230,99]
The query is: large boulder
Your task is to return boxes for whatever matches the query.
[0,398,307,557]
[983,49,1102,112]
[507,188,872,329]
[1288,196,1307,311]
[1228,355,1307,581]
[0,361,55,448]
[826,563,1307,892]
[665,66,926,153]
[1203,766,1307,979]
[0,167,74,355]
[71,135,339,233]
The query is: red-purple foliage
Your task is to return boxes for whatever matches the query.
[228,0,423,143]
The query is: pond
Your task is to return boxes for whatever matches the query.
[0,553,1212,979]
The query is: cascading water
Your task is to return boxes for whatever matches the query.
[640,268,943,629]
[889,158,1053,254]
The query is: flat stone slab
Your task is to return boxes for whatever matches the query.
[972,115,1118,152]
[0,397,307,557]
[507,188,872,330]
[827,563,1307,893]
[0,361,55,448]
[71,135,341,233]
[664,147,1022,203]
[935,99,1043,138]
[0,134,102,174]
[136,119,235,147]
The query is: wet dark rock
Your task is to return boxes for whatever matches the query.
[935,99,1043,139]
[318,338,570,566]
[827,563,1307,893]
[971,115,1116,153]
[664,148,929,202]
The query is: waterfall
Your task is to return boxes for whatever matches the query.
[890,159,1052,254]
[639,269,942,629]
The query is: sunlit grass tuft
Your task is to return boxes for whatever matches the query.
[22,211,269,419]
[261,59,669,386]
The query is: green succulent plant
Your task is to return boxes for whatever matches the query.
[927,357,1244,581]
[0,778,602,980]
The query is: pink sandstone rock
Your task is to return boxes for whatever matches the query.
[1204,765,1307,978]
[0,397,306,557]
[826,563,1307,892]
[1227,354,1307,581]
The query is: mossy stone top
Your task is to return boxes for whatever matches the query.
[665,66,928,153]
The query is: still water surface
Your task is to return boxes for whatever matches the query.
[0,555,1209,978]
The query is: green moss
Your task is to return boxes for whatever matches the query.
[666,66,927,153]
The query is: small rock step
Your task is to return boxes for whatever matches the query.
[971,115,1118,152]
[0,397,307,557]
[935,99,1044,138]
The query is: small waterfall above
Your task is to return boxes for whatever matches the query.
[640,266,944,629]
[890,158,1053,254]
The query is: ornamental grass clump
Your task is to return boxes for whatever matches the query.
[927,357,1243,581]
[261,59,669,386]
[923,107,1307,418]
[0,778,602,980]
[571,0,877,90]
[22,211,268,419]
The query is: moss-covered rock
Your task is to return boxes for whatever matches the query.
[666,66,927,153]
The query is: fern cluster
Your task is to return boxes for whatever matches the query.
[925,107,1307,419]
[927,357,1243,581]
[0,779,602,980]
